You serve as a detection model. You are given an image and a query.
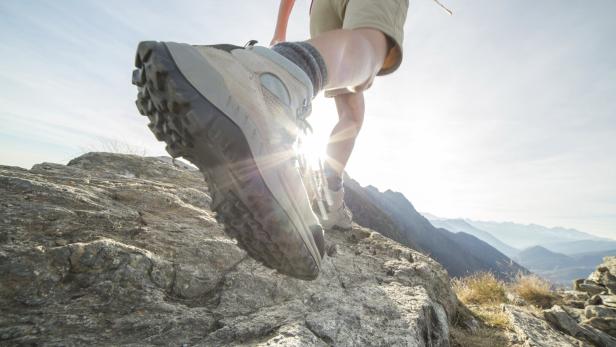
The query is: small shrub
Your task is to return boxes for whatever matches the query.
[81,138,148,156]
[511,273,557,308]
[453,272,508,305]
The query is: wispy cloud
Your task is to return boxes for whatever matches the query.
[0,0,614,238]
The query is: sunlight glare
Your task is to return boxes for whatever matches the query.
[297,131,328,171]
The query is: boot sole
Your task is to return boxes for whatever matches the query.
[132,41,321,280]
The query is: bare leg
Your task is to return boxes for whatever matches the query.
[308,28,388,91]
[326,92,365,176]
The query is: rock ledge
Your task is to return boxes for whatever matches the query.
[1,153,458,346]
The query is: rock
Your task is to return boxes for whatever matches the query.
[584,317,616,337]
[580,323,616,347]
[503,304,582,346]
[588,257,616,280]
[152,156,198,171]
[588,257,616,293]
[600,274,616,294]
[562,305,585,323]
[587,294,604,306]
[544,305,616,347]
[568,301,587,309]
[585,305,616,320]
[545,255,616,344]
[574,278,585,291]
[562,290,590,309]
[599,295,616,308]
[543,305,580,336]
[579,281,608,296]
[584,305,616,336]
[563,290,590,302]
[243,323,328,346]
[0,153,458,346]
[452,303,480,334]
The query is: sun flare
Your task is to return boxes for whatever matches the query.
[296,132,328,171]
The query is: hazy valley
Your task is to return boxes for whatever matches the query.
[426,215,616,285]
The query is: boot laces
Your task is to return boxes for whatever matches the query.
[296,100,333,221]
[242,40,332,221]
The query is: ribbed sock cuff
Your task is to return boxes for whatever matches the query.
[272,41,328,97]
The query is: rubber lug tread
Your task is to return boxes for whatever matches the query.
[133,41,321,280]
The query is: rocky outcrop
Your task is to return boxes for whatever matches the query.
[588,257,616,295]
[503,305,582,347]
[498,257,616,346]
[0,153,458,346]
[543,305,616,347]
[535,257,616,346]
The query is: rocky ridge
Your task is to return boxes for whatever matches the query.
[554,256,616,345]
[0,153,458,346]
[343,180,528,280]
[502,256,616,347]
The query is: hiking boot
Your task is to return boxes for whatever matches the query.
[321,187,353,231]
[132,41,325,280]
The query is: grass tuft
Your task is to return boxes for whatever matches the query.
[453,272,511,331]
[511,273,557,309]
[452,272,508,305]
[470,305,510,329]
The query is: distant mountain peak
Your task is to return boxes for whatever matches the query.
[345,180,527,280]
[519,245,560,256]
[422,215,615,285]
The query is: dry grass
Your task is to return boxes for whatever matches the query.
[467,304,510,329]
[451,272,560,346]
[451,302,509,347]
[452,272,508,305]
[453,272,511,333]
[511,273,558,309]
[81,138,148,156]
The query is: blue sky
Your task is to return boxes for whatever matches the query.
[1,0,615,238]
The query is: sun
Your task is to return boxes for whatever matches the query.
[296,130,328,171]
[297,98,339,171]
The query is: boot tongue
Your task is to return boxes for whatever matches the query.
[250,46,313,102]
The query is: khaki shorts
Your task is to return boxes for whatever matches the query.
[310,0,409,77]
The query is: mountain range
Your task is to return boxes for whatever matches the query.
[425,215,519,258]
[424,214,616,285]
[343,179,527,280]
[541,239,616,255]
[465,220,609,250]
[512,246,616,285]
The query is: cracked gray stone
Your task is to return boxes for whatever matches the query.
[544,305,616,347]
[0,153,458,346]
[503,305,582,347]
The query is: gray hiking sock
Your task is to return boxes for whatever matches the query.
[272,41,328,97]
